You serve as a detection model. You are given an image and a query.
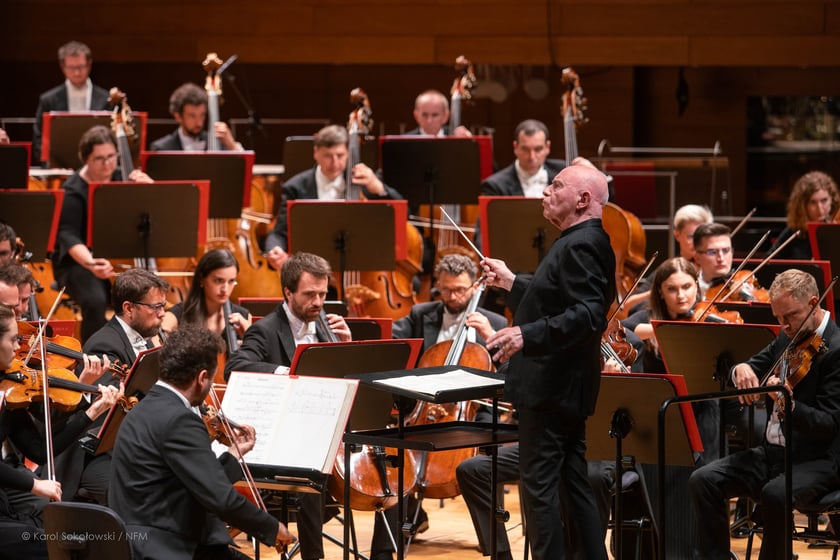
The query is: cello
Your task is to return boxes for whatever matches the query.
[340,88,423,320]
[405,277,494,501]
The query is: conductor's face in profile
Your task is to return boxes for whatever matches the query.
[283,272,329,323]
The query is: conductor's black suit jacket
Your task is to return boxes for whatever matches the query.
[109,384,277,559]
[505,219,616,418]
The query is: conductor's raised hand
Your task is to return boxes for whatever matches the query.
[480,258,514,292]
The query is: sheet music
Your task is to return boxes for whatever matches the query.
[222,373,358,472]
[372,369,501,396]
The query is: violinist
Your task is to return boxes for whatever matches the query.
[0,304,121,559]
[161,249,252,351]
[693,221,768,303]
[689,269,840,560]
[264,125,403,270]
[767,171,840,260]
[149,83,244,152]
[0,264,33,320]
[0,268,19,310]
[224,252,350,560]
[109,325,294,560]
[54,268,169,504]
[406,90,472,137]
[52,125,153,342]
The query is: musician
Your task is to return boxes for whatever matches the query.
[264,125,402,270]
[32,41,110,165]
[768,171,840,260]
[0,264,33,320]
[689,269,840,560]
[109,325,294,560]
[52,125,153,342]
[0,304,120,559]
[405,89,472,137]
[480,162,615,560]
[0,128,8,144]
[692,222,736,297]
[0,267,19,310]
[367,254,508,560]
[473,119,566,254]
[54,268,169,504]
[161,249,252,351]
[149,83,243,151]
[0,224,17,267]
[224,252,349,560]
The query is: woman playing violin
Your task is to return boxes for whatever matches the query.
[161,249,252,353]
[0,305,122,559]
[768,171,840,260]
[52,125,153,342]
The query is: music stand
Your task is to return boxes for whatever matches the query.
[42,112,148,168]
[0,190,64,259]
[140,151,255,219]
[587,373,702,560]
[238,298,348,320]
[283,136,378,180]
[287,200,407,299]
[379,137,482,264]
[479,196,561,272]
[80,347,161,456]
[87,181,209,264]
[736,257,835,317]
[345,317,392,341]
[653,320,778,459]
[0,143,31,188]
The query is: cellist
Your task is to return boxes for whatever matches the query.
[264,125,403,271]
[369,253,508,560]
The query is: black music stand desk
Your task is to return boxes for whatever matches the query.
[42,112,148,168]
[588,373,702,560]
[0,190,64,260]
[479,196,560,273]
[287,200,407,299]
[88,181,209,263]
[345,365,516,560]
[0,143,31,188]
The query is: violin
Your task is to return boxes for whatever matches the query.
[201,404,249,447]
[601,317,636,372]
[783,331,826,392]
[16,321,130,378]
[1,358,101,412]
[689,303,744,324]
[704,270,770,303]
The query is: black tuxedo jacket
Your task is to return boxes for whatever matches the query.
[148,129,210,151]
[746,318,840,463]
[392,301,508,353]
[109,385,277,559]
[264,167,403,252]
[33,83,110,163]
[505,219,616,417]
[480,159,566,197]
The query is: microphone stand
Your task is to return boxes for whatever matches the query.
[223,71,265,149]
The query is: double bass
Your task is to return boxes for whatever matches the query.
[200,53,284,301]
[340,88,423,320]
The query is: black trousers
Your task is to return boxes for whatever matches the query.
[689,444,840,560]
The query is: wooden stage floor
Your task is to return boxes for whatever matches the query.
[233,485,836,559]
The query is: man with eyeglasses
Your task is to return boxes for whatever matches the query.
[53,125,152,342]
[32,41,110,165]
[368,254,508,560]
[54,267,170,506]
[692,222,738,298]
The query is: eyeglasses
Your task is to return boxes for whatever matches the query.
[438,286,471,297]
[132,300,167,312]
[62,63,90,72]
[91,153,118,165]
[701,247,732,257]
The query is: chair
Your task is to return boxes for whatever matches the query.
[43,502,133,559]
[745,488,840,560]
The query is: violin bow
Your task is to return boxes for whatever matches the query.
[695,230,771,322]
[728,207,757,239]
[721,230,801,302]
[606,251,659,323]
[22,287,66,367]
[759,276,837,386]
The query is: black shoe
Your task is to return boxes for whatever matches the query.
[730,526,751,539]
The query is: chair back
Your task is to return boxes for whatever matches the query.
[43,502,133,559]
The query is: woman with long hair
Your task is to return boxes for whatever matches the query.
[161,249,252,354]
[768,170,840,260]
